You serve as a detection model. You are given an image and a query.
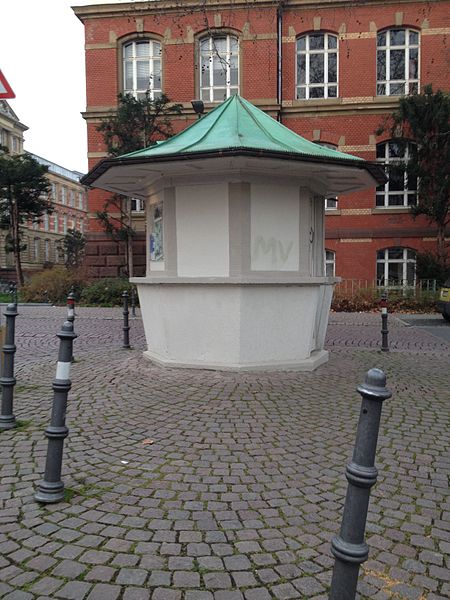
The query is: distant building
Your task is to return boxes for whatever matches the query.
[74,0,450,282]
[0,100,88,281]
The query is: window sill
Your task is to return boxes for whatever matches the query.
[372,207,412,214]
[325,209,341,216]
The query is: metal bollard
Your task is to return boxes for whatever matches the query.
[67,290,75,324]
[67,290,76,362]
[329,368,392,600]
[131,287,136,318]
[0,303,18,430]
[35,321,77,503]
[9,283,17,304]
[122,291,131,349]
[380,291,389,352]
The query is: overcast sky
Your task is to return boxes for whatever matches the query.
[1,1,136,174]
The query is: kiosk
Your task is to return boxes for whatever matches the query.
[84,95,385,370]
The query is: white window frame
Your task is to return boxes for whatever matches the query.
[325,250,336,277]
[376,247,416,287]
[43,213,49,231]
[123,39,162,100]
[63,214,68,234]
[376,28,419,96]
[376,140,417,207]
[200,34,239,103]
[131,197,145,212]
[61,186,67,205]
[54,214,59,233]
[78,192,84,210]
[296,33,338,100]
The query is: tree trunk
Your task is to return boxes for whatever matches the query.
[9,195,24,286]
[436,223,447,269]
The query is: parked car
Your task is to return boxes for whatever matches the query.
[437,278,450,322]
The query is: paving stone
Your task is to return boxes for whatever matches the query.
[116,568,148,585]
[52,560,86,579]
[122,588,151,600]
[203,573,233,589]
[86,584,121,600]
[244,589,272,600]
[173,571,200,588]
[84,566,117,582]
[30,577,64,595]
[151,590,182,600]
[55,581,92,599]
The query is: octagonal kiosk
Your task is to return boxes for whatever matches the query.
[84,95,385,370]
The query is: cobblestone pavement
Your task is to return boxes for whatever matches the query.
[0,307,449,600]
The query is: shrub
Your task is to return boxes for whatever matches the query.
[331,286,439,313]
[21,267,88,304]
[80,278,136,306]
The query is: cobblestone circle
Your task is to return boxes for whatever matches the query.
[0,306,448,599]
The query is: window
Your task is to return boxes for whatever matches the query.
[200,35,239,102]
[377,247,416,287]
[69,190,75,208]
[325,250,336,277]
[44,213,49,231]
[51,183,57,201]
[33,238,40,262]
[123,39,162,99]
[60,186,67,205]
[54,214,58,233]
[63,214,68,234]
[78,192,84,210]
[80,219,84,234]
[377,29,419,96]
[44,239,50,262]
[296,33,338,99]
[131,197,145,212]
[376,140,417,207]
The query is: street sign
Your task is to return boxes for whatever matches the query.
[0,70,15,99]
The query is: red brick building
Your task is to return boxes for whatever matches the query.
[74,0,449,283]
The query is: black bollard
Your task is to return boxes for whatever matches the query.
[67,290,75,324]
[131,287,136,318]
[329,368,392,600]
[9,283,17,304]
[67,291,76,362]
[0,303,18,430]
[35,321,77,503]
[122,291,131,349]
[380,291,389,352]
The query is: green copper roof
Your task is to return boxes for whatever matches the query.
[121,94,362,163]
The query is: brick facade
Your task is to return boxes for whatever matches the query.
[74,0,450,280]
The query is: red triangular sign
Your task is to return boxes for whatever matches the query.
[0,70,15,99]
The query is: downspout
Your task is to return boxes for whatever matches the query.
[277,1,284,123]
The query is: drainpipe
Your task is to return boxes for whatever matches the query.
[277,1,284,122]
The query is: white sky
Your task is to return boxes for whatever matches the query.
[1,1,137,174]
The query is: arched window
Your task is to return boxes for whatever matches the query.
[200,35,239,102]
[376,140,417,207]
[376,247,416,287]
[296,33,338,99]
[377,29,419,96]
[123,39,162,99]
[325,250,336,277]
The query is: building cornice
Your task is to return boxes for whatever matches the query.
[73,0,445,21]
